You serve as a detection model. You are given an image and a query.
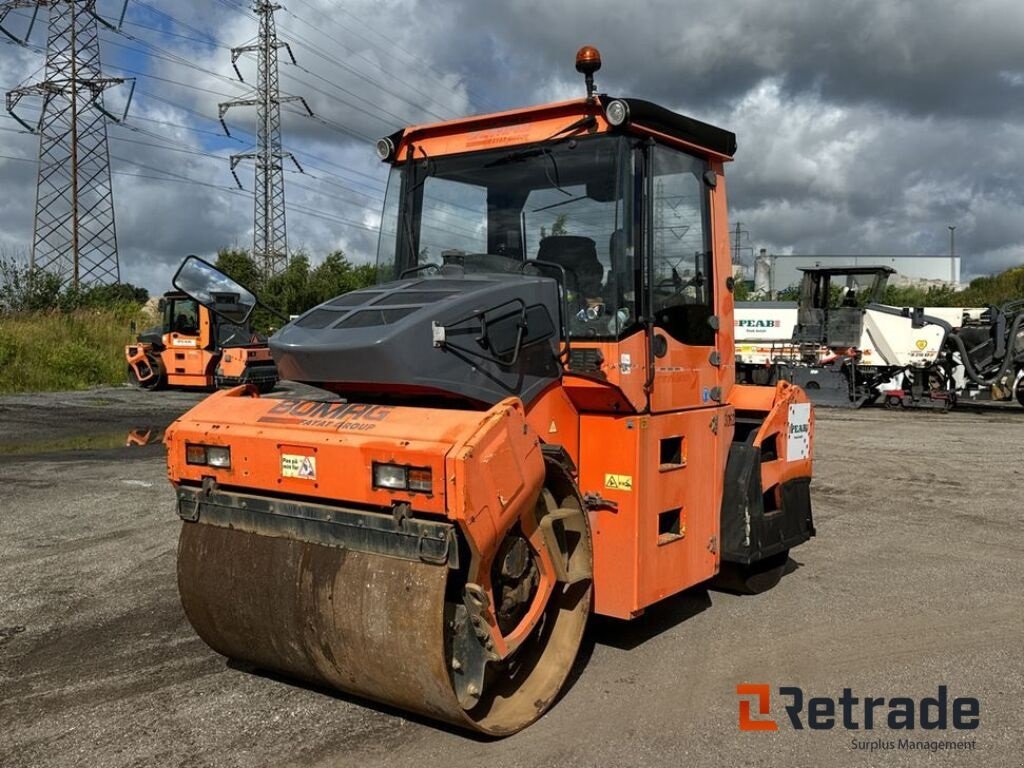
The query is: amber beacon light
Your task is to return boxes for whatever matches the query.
[575,45,602,99]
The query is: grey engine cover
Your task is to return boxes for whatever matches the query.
[270,274,563,406]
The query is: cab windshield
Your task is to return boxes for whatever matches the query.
[376,135,636,339]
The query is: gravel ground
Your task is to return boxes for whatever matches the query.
[0,388,1021,768]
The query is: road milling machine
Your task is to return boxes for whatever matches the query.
[126,288,277,392]
[166,47,816,735]
[735,266,1024,408]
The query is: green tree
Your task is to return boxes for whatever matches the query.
[0,256,62,312]
[214,249,262,292]
[733,279,751,301]
[263,252,313,317]
[308,250,377,304]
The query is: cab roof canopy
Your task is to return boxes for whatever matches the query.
[798,266,897,276]
[383,94,737,162]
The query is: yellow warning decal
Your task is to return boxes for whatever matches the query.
[604,473,633,491]
[282,453,316,480]
[915,339,928,350]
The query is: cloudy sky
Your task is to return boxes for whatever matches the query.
[2,0,1024,294]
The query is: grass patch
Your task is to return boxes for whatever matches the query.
[0,306,153,394]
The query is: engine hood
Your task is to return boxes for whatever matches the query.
[270,274,563,406]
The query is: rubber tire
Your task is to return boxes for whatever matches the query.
[1016,379,1024,408]
[713,550,790,595]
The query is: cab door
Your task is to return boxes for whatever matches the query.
[644,143,726,413]
[164,297,203,348]
[163,297,210,379]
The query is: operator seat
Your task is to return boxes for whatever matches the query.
[537,235,603,299]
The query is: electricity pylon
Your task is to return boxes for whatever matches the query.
[219,1,312,279]
[3,0,131,289]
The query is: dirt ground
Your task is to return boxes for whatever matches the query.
[0,388,1021,768]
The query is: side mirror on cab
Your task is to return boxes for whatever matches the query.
[173,255,257,325]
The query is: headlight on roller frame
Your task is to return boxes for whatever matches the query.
[372,462,432,494]
[185,443,231,468]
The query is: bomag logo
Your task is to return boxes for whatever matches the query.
[258,400,394,431]
[736,319,782,328]
[737,684,979,733]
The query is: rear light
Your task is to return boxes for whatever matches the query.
[185,444,207,465]
[407,468,432,492]
[372,462,432,494]
[185,443,231,468]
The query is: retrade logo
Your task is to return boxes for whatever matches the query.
[737,684,778,731]
[736,684,980,732]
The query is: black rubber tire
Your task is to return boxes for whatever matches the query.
[1016,379,1024,408]
[713,550,790,595]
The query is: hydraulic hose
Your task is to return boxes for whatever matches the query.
[866,303,1023,388]
[946,311,1024,387]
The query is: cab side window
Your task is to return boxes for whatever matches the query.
[650,146,715,346]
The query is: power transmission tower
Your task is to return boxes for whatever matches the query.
[3,0,130,290]
[220,1,312,279]
[732,221,753,266]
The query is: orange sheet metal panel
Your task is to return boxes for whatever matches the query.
[166,373,212,388]
[580,406,730,619]
[578,412,642,618]
[397,99,608,160]
[734,382,814,489]
[561,334,648,414]
[446,398,546,580]
[163,346,215,379]
[525,382,581,468]
[650,339,723,413]
[218,347,272,378]
[166,389,487,516]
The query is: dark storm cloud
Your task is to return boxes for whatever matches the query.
[434,0,1024,118]
[2,0,1024,292]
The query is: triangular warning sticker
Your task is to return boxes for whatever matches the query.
[549,420,558,434]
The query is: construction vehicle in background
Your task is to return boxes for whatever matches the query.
[125,287,277,392]
[937,299,1024,408]
[165,47,816,735]
[735,266,1024,408]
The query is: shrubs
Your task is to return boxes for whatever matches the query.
[0,256,153,393]
[0,308,150,393]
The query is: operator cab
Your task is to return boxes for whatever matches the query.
[274,48,737,413]
[794,266,894,350]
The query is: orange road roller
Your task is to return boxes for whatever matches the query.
[166,47,816,735]
[126,288,277,392]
